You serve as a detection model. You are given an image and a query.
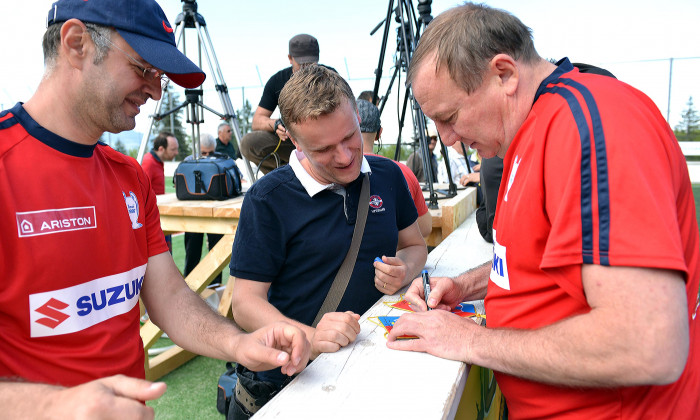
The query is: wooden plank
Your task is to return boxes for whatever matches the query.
[218,276,236,318]
[145,345,197,381]
[158,216,239,234]
[440,187,477,239]
[429,213,492,278]
[425,227,443,248]
[156,193,244,217]
[426,208,444,247]
[212,205,244,219]
[140,320,164,350]
[184,234,235,293]
[255,211,493,419]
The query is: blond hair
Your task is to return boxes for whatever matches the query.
[278,65,356,138]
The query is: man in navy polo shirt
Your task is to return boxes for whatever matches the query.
[230,65,427,417]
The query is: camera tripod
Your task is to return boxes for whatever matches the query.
[136,0,256,183]
[370,0,461,208]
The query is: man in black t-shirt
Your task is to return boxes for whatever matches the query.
[240,34,336,175]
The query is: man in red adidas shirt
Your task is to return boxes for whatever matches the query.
[0,0,309,418]
[386,3,699,419]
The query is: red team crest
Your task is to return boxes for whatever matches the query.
[369,195,383,209]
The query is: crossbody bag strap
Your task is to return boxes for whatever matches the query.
[312,173,370,328]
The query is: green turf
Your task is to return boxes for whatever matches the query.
[148,183,700,419]
[148,355,226,419]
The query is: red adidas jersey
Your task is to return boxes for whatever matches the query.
[0,103,169,386]
[486,60,700,418]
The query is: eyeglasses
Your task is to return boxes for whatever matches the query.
[201,151,214,156]
[94,32,170,89]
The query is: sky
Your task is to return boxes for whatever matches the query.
[1,0,699,147]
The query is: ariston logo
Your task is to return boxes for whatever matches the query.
[16,206,96,237]
[162,20,174,33]
[35,298,70,329]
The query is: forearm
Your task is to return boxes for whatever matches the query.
[149,284,246,361]
[396,244,428,287]
[232,292,315,342]
[454,261,490,300]
[469,306,685,387]
[0,381,61,420]
[251,112,275,132]
[1,375,165,419]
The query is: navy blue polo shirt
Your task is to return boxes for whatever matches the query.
[230,156,418,384]
[230,155,416,383]
[231,154,416,320]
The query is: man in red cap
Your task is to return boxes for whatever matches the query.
[0,0,310,418]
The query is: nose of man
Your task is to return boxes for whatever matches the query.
[144,78,163,102]
[436,124,457,146]
[335,144,354,167]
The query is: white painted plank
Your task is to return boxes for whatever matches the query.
[254,211,493,419]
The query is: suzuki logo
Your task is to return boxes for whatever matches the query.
[35,298,70,329]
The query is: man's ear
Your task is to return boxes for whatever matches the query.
[376,127,383,141]
[60,19,93,70]
[489,54,519,96]
[288,131,301,150]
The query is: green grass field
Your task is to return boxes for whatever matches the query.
[148,182,700,419]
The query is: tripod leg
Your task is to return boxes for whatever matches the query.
[372,0,395,110]
[193,21,257,182]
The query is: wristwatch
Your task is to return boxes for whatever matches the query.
[273,118,284,133]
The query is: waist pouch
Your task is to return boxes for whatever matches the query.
[174,155,242,200]
[226,364,290,420]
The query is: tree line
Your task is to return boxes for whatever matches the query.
[674,96,700,142]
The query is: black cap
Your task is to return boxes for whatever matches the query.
[289,34,319,64]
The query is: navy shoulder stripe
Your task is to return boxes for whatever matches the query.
[0,114,18,130]
[541,79,611,266]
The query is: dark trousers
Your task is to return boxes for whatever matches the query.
[239,131,296,175]
[184,232,224,286]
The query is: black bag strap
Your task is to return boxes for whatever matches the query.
[312,173,370,328]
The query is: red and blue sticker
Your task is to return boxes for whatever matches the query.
[369,195,383,209]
